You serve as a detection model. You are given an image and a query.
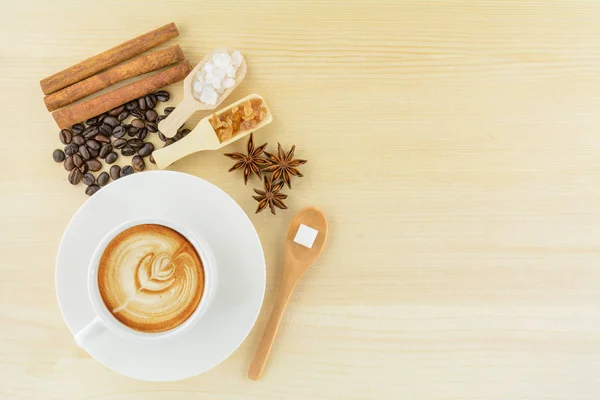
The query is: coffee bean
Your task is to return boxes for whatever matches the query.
[149,154,156,164]
[138,142,154,157]
[97,112,108,124]
[73,153,84,168]
[59,129,72,144]
[99,144,112,159]
[144,109,158,122]
[86,140,100,151]
[164,106,175,115]
[90,148,99,158]
[138,97,147,110]
[111,125,126,138]
[155,90,170,102]
[108,105,124,116]
[156,115,165,123]
[95,134,111,144]
[180,129,191,137]
[64,143,78,156]
[125,100,138,111]
[157,132,167,142]
[53,149,65,163]
[85,116,99,126]
[72,124,84,135]
[132,155,145,171]
[68,168,82,185]
[82,173,95,186]
[164,139,174,147]
[128,138,143,149]
[85,185,100,196]
[99,124,112,136]
[137,128,147,141]
[131,118,145,129]
[118,110,130,121]
[86,159,102,172]
[121,146,135,156]
[73,135,85,146]
[64,155,75,171]
[97,172,110,187]
[105,152,118,164]
[173,132,183,141]
[79,163,88,174]
[132,109,145,120]
[103,116,120,128]
[79,145,90,160]
[128,126,139,137]
[120,165,134,177]
[113,138,127,149]
[84,126,99,139]
[110,165,121,180]
[145,94,157,109]
[146,122,158,133]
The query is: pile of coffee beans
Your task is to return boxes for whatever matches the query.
[52,91,190,196]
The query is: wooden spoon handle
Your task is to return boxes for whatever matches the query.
[152,132,202,169]
[248,276,299,380]
[157,98,197,138]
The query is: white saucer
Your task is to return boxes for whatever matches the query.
[55,171,266,381]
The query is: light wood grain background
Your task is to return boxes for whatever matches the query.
[2,0,600,399]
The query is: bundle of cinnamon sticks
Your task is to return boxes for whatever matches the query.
[41,22,192,129]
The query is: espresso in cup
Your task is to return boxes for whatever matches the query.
[97,224,205,333]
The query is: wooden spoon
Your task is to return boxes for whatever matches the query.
[157,48,247,138]
[248,207,328,381]
[152,94,273,169]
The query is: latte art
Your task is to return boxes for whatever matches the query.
[97,224,204,333]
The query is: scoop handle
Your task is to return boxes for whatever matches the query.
[158,98,198,138]
[153,118,218,169]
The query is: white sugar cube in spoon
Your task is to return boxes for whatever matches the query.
[223,78,235,89]
[232,51,243,67]
[293,224,319,249]
[213,52,232,69]
[200,88,218,105]
[204,61,216,73]
[226,65,237,78]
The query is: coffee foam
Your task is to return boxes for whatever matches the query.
[97,224,204,333]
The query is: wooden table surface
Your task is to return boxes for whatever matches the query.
[2,1,600,399]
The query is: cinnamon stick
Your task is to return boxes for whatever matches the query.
[40,22,179,95]
[52,61,192,129]
[44,45,185,112]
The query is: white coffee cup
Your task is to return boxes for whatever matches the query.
[74,218,218,348]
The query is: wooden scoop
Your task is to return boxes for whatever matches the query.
[248,207,328,381]
[157,48,247,138]
[152,94,273,169]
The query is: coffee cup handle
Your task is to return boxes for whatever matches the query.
[74,317,106,348]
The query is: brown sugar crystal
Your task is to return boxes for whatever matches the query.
[210,98,268,142]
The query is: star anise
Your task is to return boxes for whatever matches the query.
[253,175,288,215]
[263,143,307,188]
[223,133,269,185]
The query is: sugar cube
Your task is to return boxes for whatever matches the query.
[293,224,319,249]
[203,61,216,74]
[226,65,237,78]
[200,87,218,105]
[231,51,243,67]
[212,52,232,69]
[223,78,235,89]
